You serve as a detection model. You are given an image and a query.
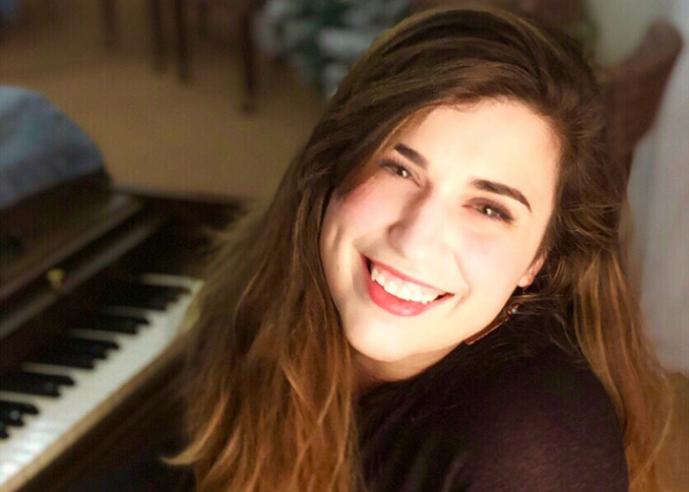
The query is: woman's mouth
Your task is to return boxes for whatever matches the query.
[362,256,452,316]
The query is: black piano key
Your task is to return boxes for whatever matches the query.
[12,371,75,387]
[3,371,70,389]
[30,351,95,370]
[0,420,8,439]
[122,282,188,300]
[77,313,148,334]
[59,336,119,352]
[52,340,110,360]
[110,295,168,311]
[0,400,40,415]
[0,373,61,397]
[0,408,24,427]
[105,282,186,311]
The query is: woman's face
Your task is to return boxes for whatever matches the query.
[319,101,559,381]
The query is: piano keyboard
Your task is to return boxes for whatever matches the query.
[0,273,202,492]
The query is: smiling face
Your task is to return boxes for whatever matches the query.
[319,100,560,382]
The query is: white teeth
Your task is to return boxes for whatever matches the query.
[370,264,442,304]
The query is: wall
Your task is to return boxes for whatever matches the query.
[585,0,671,63]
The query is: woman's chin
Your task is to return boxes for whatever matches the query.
[345,325,412,364]
[345,327,450,382]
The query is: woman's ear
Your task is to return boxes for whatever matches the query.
[517,254,546,288]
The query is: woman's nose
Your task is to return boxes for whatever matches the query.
[387,194,449,261]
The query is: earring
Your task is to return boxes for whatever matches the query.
[464,300,521,346]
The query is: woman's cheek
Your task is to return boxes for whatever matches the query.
[340,179,402,229]
[460,231,522,286]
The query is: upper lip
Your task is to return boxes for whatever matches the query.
[366,256,451,294]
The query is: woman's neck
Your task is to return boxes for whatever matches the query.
[352,346,454,396]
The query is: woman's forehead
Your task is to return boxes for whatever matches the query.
[389,102,557,169]
[340,99,561,195]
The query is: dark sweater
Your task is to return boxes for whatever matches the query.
[357,313,629,492]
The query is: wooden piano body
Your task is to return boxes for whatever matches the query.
[0,172,239,491]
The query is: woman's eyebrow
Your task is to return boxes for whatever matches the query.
[394,143,427,168]
[471,179,532,212]
[393,143,532,213]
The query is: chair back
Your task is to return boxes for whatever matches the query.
[516,0,583,29]
[601,20,683,180]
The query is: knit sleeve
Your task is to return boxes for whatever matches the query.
[453,351,629,492]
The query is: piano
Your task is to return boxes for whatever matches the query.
[0,172,240,491]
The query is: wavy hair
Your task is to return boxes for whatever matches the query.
[171,6,671,491]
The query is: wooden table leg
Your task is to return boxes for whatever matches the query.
[149,0,167,72]
[102,0,119,49]
[173,0,191,82]
[198,1,209,37]
[239,5,258,113]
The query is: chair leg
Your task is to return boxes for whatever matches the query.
[102,0,119,49]
[149,0,167,72]
[198,2,209,38]
[239,7,258,113]
[173,0,191,82]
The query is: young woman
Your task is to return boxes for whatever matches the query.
[173,6,671,491]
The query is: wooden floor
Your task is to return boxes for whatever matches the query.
[662,373,689,491]
[1,1,687,490]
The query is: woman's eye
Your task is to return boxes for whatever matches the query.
[477,203,514,223]
[380,160,413,179]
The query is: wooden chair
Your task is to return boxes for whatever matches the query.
[514,0,583,29]
[598,20,682,279]
[600,19,683,182]
[195,0,264,112]
[148,0,262,112]
[148,0,191,82]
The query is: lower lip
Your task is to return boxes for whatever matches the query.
[362,256,449,317]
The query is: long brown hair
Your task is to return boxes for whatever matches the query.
[172,6,671,491]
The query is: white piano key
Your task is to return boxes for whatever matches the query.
[0,460,25,483]
[0,275,202,492]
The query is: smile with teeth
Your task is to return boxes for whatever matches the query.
[370,263,445,304]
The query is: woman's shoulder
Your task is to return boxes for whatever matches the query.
[459,345,618,421]
[419,346,629,490]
